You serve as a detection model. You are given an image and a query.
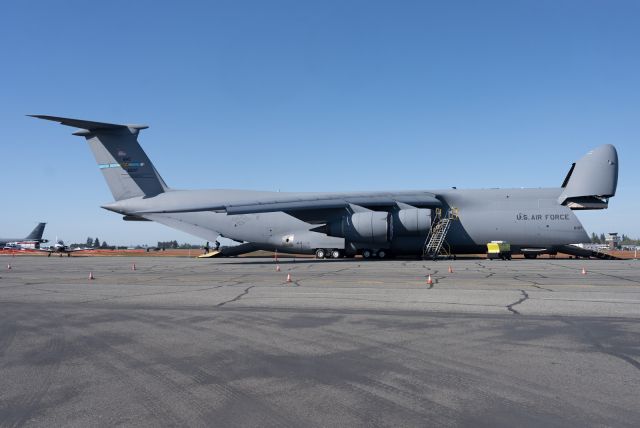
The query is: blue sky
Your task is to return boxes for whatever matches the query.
[1,0,638,245]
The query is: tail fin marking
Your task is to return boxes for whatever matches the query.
[30,115,168,201]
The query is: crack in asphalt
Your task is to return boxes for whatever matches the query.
[216,285,255,307]
[283,267,352,287]
[513,275,554,292]
[506,290,529,315]
[62,274,252,304]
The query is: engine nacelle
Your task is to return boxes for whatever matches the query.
[327,211,390,244]
[392,208,431,236]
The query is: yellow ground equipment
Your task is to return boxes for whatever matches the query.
[486,241,511,260]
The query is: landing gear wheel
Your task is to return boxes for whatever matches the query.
[315,249,326,259]
[377,250,387,259]
[362,249,372,259]
[524,253,537,259]
[331,250,341,259]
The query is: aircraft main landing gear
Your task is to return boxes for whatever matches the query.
[361,249,390,259]
[315,248,343,259]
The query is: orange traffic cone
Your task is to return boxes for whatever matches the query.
[426,274,433,285]
[581,267,587,275]
[89,271,95,280]
[286,273,292,283]
[276,265,281,272]
[448,265,453,273]
[132,263,136,271]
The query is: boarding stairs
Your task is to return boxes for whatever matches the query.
[423,208,458,260]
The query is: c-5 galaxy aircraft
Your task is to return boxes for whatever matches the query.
[32,115,618,259]
[0,222,48,249]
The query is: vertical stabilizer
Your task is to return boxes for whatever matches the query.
[30,115,168,201]
[559,144,618,209]
[25,222,46,241]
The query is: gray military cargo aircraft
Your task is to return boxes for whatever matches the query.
[32,115,618,259]
[0,222,48,249]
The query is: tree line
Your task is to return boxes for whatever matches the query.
[155,240,201,249]
[66,237,202,250]
[590,233,640,245]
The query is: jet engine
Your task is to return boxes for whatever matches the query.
[323,208,432,244]
[326,211,390,244]
[391,208,431,236]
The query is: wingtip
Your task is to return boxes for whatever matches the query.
[28,114,58,121]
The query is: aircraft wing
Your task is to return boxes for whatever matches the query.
[34,247,94,253]
[134,192,442,223]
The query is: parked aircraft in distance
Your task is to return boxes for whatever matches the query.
[0,222,48,249]
[32,115,618,259]
[36,238,93,257]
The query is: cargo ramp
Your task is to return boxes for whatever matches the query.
[197,242,259,258]
[557,245,621,260]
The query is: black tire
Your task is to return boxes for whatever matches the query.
[331,250,341,259]
[377,250,387,259]
[362,249,372,259]
[315,248,326,259]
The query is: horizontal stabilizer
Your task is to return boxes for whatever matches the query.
[28,115,148,131]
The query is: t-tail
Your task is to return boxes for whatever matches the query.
[559,144,618,210]
[30,115,168,201]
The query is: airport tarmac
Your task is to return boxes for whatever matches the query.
[1,256,639,427]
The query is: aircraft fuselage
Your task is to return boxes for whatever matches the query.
[104,187,588,256]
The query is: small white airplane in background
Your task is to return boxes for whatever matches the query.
[37,239,93,257]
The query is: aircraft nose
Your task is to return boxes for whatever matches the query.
[574,228,590,244]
